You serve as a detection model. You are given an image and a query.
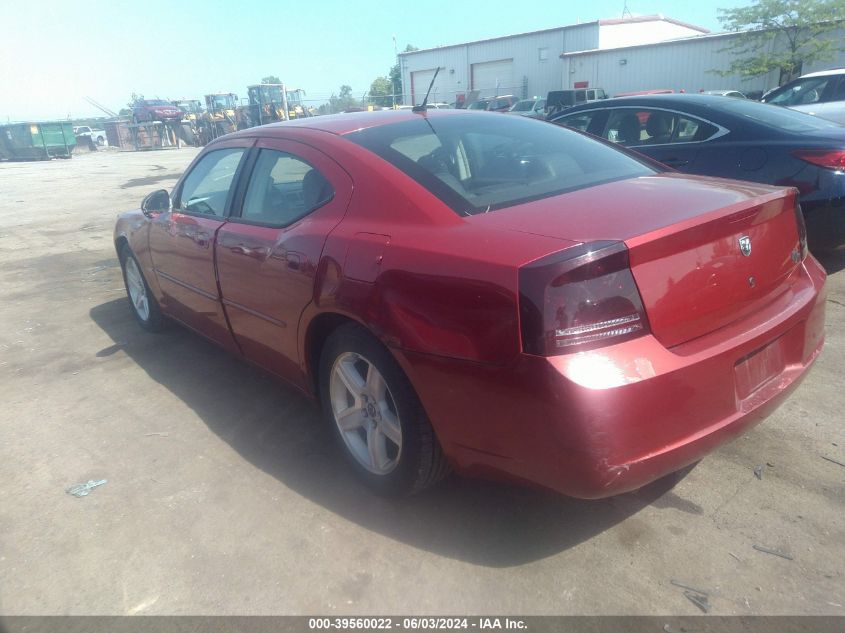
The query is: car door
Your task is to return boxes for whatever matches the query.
[215,138,353,387]
[148,139,251,350]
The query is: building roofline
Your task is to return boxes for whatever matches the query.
[398,15,709,57]
[560,29,742,58]
[598,14,709,33]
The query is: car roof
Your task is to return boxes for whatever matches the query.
[224,108,489,138]
[558,93,744,110]
[800,67,845,78]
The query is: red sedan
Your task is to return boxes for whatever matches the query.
[114,110,827,498]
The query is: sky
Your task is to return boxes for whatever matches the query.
[0,0,750,121]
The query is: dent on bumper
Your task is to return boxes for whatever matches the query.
[399,257,827,498]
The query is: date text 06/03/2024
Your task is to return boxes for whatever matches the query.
[307,617,528,630]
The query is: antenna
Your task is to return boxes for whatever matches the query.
[412,67,441,113]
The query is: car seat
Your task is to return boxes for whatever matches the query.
[645,113,673,144]
[617,114,642,145]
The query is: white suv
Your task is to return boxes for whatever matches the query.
[762,68,845,124]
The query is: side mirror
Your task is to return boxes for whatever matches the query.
[141,189,170,217]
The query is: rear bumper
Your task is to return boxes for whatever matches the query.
[398,257,827,498]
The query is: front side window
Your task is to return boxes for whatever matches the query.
[346,113,655,216]
[239,150,333,226]
[177,148,245,216]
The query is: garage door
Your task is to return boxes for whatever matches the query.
[471,59,514,95]
[411,69,449,105]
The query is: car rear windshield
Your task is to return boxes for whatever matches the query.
[511,100,535,111]
[345,113,656,215]
[718,98,842,133]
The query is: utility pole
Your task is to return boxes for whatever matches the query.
[393,35,399,108]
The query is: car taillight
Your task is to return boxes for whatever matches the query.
[519,241,650,355]
[792,149,845,171]
[794,203,808,260]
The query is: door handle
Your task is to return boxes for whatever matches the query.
[231,244,268,259]
[662,157,689,168]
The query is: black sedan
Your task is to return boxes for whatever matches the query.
[551,94,845,250]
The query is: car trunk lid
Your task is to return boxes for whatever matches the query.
[470,173,802,348]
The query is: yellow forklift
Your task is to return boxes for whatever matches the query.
[199,93,239,144]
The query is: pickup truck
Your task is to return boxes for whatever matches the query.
[73,126,106,146]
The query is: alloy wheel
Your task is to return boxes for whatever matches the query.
[329,352,402,475]
[124,257,150,322]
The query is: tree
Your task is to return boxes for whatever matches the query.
[389,44,418,105]
[261,75,281,84]
[126,92,145,109]
[714,0,845,84]
[368,76,393,107]
[319,85,361,114]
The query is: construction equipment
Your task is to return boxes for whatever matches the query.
[173,99,203,124]
[245,84,289,126]
[244,84,313,127]
[286,88,314,118]
[199,92,239,144]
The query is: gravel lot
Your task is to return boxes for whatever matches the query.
[0,148,843,616]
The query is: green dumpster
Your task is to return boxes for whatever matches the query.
[0,121,76,160]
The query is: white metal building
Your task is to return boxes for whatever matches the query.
[563,29,845,97]
[399,15,845,104]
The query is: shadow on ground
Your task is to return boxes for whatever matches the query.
[815,245,845,275]
[90,298,694,567]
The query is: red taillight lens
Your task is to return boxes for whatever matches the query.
[794,203,808,260]
[792,149,845,170]
[519,241,650,355]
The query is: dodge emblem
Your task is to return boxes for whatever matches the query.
[739,235,752,257]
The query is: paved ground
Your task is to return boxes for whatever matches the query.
[0,149,843,616]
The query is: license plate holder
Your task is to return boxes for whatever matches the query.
[735,337,786,400]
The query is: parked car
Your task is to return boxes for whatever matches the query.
[761,68,845,124]
[466,99,491,111]
[546,88,607,118]
[702,90,747,98]
[485,95,518,112]
[131,99,183,124]
[467,96,518,112]
[73,125,106,145]
[116,109,825,498]
[552,94,845,250]
[508,98,546,118]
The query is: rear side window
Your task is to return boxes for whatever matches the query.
[239,149,333,226]
[346,113,655,216]
[602,109,718,145]
[176,148,245,216]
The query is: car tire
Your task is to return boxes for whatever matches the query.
[119,244,165,332]
[319,323,450,496]
[96,135,105,146]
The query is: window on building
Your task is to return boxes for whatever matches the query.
[538,47,549,62]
